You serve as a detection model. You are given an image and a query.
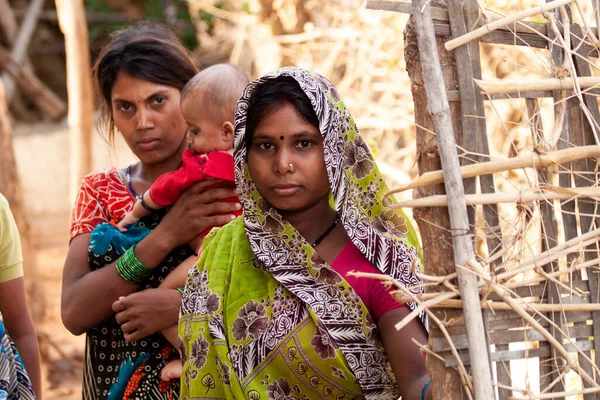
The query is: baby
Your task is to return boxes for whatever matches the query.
[118,64,248,381]
[118,64,247,238]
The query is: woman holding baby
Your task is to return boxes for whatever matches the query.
[61,24,240,400]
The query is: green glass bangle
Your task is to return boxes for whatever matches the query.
[115,246,153,284]
[176,287,185,295]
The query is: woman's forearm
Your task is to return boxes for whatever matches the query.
[62,231,176,335]
[404,373,431,400]
[12,332,42,399]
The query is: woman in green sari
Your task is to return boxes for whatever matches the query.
[179,67,431,400]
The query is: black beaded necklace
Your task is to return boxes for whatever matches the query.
[311,213,340,248]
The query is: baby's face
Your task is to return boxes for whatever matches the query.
[181,95,232,154]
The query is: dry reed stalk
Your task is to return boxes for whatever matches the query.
[573,0,600,49]
[444,0,573,51]
[386,145,600,195]
[428,299,600,312]
[404,234,598,297]
[515,386,600,399]
[496,230,600,282]
[504,257,600,290]
[466,259,598,388]
[395,291,459,331]
[411,338,446,363]
[475,76,600,95]
[392,186,600,207]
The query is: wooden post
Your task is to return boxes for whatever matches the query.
[405,6,464,399]
[0,80,44,324]
[55,0,94,200]
[410,0,495,398]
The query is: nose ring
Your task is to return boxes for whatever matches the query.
[288,163,294,172]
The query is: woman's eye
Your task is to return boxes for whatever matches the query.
[258,143,273,150]
[188,128,200,136]
[298,140,311,148]
[118,103,132,112]
[153,96,166,105]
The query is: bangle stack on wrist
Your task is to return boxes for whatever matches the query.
[115,245,153,284]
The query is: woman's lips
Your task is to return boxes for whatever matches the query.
[137,138,160,151]
[272,185,301,196]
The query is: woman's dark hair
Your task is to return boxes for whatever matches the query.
[93,23,198,145]
[245,76,320,151]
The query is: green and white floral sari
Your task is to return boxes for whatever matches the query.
[179,67,425,399]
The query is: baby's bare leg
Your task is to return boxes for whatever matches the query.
[158,256,197,381]
[161,358,182,381]
[160,324,182,381]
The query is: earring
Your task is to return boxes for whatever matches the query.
[288,163,294,172]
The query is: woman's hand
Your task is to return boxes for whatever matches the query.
[113,288,181,342]
[155,179,241,249]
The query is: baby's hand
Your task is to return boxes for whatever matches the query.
[118,212,139,232]
[116,220,129,232]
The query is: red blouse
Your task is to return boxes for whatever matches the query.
[331,240,405,321]
[70,169,134,241]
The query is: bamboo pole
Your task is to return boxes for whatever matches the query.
[55,0,94,201]
[444,0,573,51]
[424,299,600,312]
[393,185,600,207]
[387,145,600,195]
[475,76,600,95]
[411,0,495,397]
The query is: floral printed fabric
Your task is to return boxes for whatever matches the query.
[179,67,425,400]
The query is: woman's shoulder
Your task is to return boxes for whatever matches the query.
[78,168,131,200]
[82,168,122,185]
[70,168,134,238]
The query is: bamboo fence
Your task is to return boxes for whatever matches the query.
[368,0,600,398]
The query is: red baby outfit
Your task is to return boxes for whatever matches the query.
[149,149,241,236]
